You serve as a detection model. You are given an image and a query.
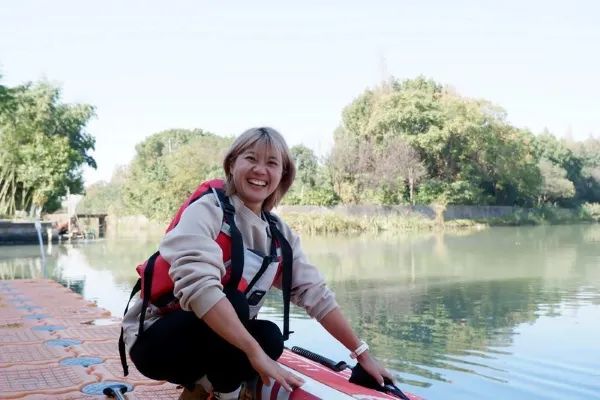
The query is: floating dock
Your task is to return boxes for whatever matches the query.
[0,279,181,399]
[0,279,420,400]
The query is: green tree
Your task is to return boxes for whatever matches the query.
[0,76,14,116]
[0,81,95,215]
[566,136,600,204]
[121,129,232,222]
[532,131,585,206]
[285,144,339,206]
[537,159,575,204]
[333,76,542,206]
[291,145,318,188]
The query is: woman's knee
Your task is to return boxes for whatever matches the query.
[250,320,284,360]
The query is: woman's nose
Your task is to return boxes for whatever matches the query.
[252,162,267,174]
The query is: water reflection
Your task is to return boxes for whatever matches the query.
[1,225,599,399]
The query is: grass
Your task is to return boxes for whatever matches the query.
[280,205,599,235]
[483,206,597,227]
[279,211,484,235]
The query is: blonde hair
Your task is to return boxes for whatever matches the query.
[223,127,296,211]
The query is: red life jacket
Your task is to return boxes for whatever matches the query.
[119,179,294,376]
[135,179,250,308]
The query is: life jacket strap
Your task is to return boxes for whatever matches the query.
[265,212,294,341]
[214,191,244,292]
[119,277,142,376]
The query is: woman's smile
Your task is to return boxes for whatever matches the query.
[230,142,283,214]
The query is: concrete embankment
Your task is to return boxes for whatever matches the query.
[0,221,57,245]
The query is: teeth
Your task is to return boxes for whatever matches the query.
[248,179,267,186]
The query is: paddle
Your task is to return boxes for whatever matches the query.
[102,383,128,400]
[291,346,410,400]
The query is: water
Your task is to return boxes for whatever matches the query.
[1,225,599,399]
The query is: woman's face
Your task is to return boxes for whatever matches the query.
[230,141,283,214]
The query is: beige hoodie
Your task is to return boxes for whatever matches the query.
[121,192,338,352]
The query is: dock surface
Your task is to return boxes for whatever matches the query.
[0,279,181,399]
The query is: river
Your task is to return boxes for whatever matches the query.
[1,224,599,399]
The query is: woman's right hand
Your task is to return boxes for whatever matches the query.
[247,349,305,392]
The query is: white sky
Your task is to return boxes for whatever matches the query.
[1,0,599,184]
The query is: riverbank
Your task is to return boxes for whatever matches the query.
[27,203,599,239]
[0,220,57,245]
[278,204,600,235]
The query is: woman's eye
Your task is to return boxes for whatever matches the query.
[245,155,256,161]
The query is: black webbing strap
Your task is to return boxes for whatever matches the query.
[119,251,158,376]
[244,228,278,295]
[265,212,294,340]
[139,252,160,336]
[119,277,142,376]
[244,255,271,295]
[214,191,244,291]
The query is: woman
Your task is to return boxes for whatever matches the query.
[121,127,393,400]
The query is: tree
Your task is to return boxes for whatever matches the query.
[327,127,364,204]
[121,129,232,222]
[0,81,95,215]
[0,76,14,116]
[566,136,600,204]
[374,136,426,204]
[332,76,542,205]
[291,145,318,188]
[538,159,575,204]
[532,131,587,206]
[285,144,339,206]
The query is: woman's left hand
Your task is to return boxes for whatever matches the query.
[357,351,394,387]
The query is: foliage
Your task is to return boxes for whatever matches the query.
[291,144,319,188]
[120,129,232,222]
[484,205,594,226]
[335,76,545,206]
[285,144,340,206]
[537,159,575,204]
[0,80,95,215]
[77,179,124,215]
[79,75,600,223]
[283,186,340,206]
[580,202,600,222]
[564,136,600,205]
[280,211,437,235]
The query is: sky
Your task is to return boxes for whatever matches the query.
[1,0,599,184]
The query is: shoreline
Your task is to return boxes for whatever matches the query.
[70,206,600,238]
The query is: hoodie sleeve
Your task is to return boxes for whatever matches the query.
[159,194,227,319]
[275,220,339,321]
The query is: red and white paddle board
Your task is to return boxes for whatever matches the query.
[254,349,424,400]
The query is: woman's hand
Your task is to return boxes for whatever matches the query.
[247,349,305,392]
[201,298,303,391]
[357,351,394,386]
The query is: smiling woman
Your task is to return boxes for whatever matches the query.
[120,127,398,400]
[223,127,295,214]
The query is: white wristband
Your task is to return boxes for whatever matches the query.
[350,340,369,359]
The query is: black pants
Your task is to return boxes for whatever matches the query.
[130,289,284,392]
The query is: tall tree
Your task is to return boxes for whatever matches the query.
[122,129,232,222]
[538,159,575,204]
[334,76,542,205]
[291,145,318,188]
[374,136,427,204]
[0,81,95,215]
